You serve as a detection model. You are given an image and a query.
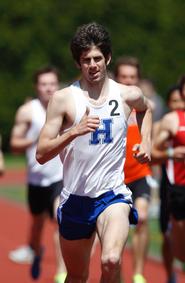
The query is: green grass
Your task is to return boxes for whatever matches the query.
[148,218,162,257]
[4,153,26,169]
[0,185,27,203]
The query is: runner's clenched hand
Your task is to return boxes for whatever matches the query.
[74,107,100,136]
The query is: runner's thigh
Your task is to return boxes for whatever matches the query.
[96,203,130,254]
[60,234,95,277]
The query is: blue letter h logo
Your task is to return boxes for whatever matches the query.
[90,119,113,145]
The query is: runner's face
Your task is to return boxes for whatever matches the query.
[168,90,184,111]
[116,65,139,86]
[79,46,110,84]
[36,73,59,104]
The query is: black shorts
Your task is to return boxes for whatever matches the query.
[127,176,151,203]
[28,181,63,218]
[168,183,185,220]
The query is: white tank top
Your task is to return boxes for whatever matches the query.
[60,79,128,200]
[26,99,62,186]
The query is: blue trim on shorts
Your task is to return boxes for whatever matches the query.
[57,190,138,240]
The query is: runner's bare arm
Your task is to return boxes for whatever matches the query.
[152,112,185,162]
[125,86,152,163]
[153,113,173,150]
[151,119,170,164]
[10,103,34,153]
[36,90,100,164]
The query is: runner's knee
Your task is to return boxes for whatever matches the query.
[136,203,149,224]
[138,213,148,224]
[101,251,121,273]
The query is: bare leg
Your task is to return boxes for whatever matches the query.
[30,213,46,255]
[90,233,99,257]
[132,197,149,276]
[30,213,47,279]
[171,218,185,262]
[97,203,130,283]
[162,232,175,279]
[60,234,95,283]
[54,230,67,273]
[53,197,67,275]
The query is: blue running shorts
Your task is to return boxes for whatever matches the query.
[57,190,138,240]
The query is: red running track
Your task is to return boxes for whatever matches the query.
[0,168,185,282]
[0,198,185,283]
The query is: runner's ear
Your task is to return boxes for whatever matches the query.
[106,54,111,66]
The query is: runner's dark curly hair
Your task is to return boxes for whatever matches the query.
[70,22,112,65]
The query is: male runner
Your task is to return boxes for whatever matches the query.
[10,66,66,283]
[36,23,152,283]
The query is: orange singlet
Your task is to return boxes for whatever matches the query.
[124,110,151,184]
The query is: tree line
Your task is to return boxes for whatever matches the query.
[0,0,185,150]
